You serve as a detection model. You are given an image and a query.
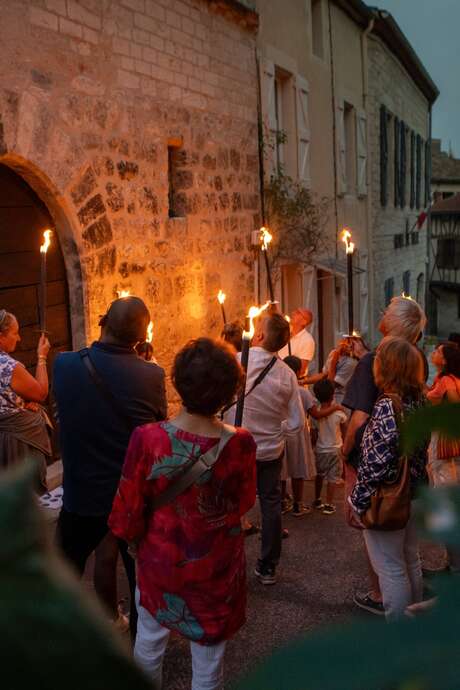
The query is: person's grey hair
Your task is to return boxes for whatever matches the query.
[0,310,15,334]
[383,296,427,344]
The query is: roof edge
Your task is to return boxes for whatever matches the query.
[205,0,258,31]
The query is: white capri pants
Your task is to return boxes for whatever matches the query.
[134,589,226,690]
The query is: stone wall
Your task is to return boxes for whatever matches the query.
[0,0,260,399]
[367,35,430,334]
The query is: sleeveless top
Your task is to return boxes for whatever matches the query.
[0,352,25,414]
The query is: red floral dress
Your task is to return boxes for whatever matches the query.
[109,421,256,645]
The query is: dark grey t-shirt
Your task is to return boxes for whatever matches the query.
[342,352,378,467]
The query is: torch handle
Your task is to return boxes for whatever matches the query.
[347,252,354,335]
[221,304,227,325]
[234,336,250,427]
[40,253,47,333]
[263,250,275,303]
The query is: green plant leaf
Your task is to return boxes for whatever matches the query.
[402,403,460,454]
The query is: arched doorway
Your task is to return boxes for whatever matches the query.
[0,164,72,371]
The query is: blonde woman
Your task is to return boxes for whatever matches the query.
[0,309,51,488]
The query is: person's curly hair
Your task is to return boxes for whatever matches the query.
[172,337,244,416]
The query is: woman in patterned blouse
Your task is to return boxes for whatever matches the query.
[0,309,51,486]
[349,336,428,620]
[109,338,257,690]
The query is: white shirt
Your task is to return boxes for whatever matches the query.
[315,410,347,452]
[279,329,316,373]
[225,347,305,461]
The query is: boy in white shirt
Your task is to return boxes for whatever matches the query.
[312,379,347,515]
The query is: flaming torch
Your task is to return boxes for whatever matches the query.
[146,321,154,343]
[234,301,270,426]
[260,226,275,303]
[39,229,52,334]
[117,289,131,298]
[341,228,355,335]
[285,315,292,356]
[217,289,227,325]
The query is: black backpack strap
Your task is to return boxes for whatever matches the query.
[149,424,236,511]
[79,348,136,433]
[221,356,277,416]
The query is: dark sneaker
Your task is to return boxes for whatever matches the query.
[353,592,385,616]
[282,497,293,514]
[321,503,336,515]
[312,499,325,510]
[254,565,277,585]
[292,502,312,517]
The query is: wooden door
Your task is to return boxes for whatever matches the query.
[0,164,72,372]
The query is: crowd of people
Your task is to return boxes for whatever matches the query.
[1,295,460,689]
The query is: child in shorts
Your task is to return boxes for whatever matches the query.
[312,379,347,515]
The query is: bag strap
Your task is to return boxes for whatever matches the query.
[150,424,236,511]
[221,356,277,416]
[79,348,137,433]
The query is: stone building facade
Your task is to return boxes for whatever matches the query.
[366,10,438,336]
[431,138,460,201]
[0,0,260,389]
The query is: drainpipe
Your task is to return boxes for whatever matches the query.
[426,103,433,333]
[361,15,376,342]
[255,47,265,304]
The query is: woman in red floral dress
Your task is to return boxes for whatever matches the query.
[109,338,256,690]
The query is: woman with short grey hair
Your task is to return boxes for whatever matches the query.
[0,309,51,488]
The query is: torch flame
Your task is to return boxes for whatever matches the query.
[40,229,52,254]
[217,289,226,305]
[117,289,131,298]
[259,226,273,252]
[341,228,355,255]
[401,292,414,301]
[285,314,291,324]
[243,301,270,340]
[146,321,154,343]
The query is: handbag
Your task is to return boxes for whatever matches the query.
[361,394,412,531]
[437,376,460,460]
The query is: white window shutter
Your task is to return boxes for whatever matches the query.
[356,108,368,197]
[295,75,311,186]
[336,99,346,195]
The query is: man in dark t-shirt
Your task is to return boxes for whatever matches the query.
[341,296,428,615]
[54,297,167,635]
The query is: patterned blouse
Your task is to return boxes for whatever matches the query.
[0,352,25,414]
[109,421,256,645]
[350,395,428,515]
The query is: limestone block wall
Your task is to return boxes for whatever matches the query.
[0,0,260,392]
[367,36,430,336]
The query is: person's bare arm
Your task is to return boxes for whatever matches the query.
[10,335,50,402]
[302,371,326,385]
[342,409,369,457]
[309,403,344,420]
[299,358,310,377]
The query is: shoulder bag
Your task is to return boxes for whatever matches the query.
[361,394,412,531]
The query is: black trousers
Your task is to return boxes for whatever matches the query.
[256,456,283,570]
[56,508,137,640]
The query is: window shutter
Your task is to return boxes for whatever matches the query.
[394,117,400,207]
[356,108,367,197]
[337,99,346,196]
[410,131,415,209]
[416,134,422,209]
[380,104,388,206]
[402,270,411,295]
[384,277,394,307]
[400,122,407,208]
[295,75,311,187]
[424,139,431,207]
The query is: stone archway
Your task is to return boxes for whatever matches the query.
[0,154,87,352]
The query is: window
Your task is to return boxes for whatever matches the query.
[416,134,422,209]
[263,60,298,179]
[424,140,431,206]
[442,192,454,200]
[273,76,284,171]
[384,277,394,306]
[402,270,411,296]
[344,103,356,193]
[410,131,415,209]
[457,293,460,320]
[394,233,404,249]
[394,117,400,207]
[167,140,186,218]
[416,273,425,304]
[399,121,407,208]
[437,238,460,270]
[311,0,324,59]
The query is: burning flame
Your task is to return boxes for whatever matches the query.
[259,226,273,252]
[341,228,355,255]
[352,329,361,337]
[243,301,270,340]
[146,321,154,343]
[217,289,226,305]
[40,229,52,254]
[117,289,131,298]
[285,314,291,326]
[401,292,414,301]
